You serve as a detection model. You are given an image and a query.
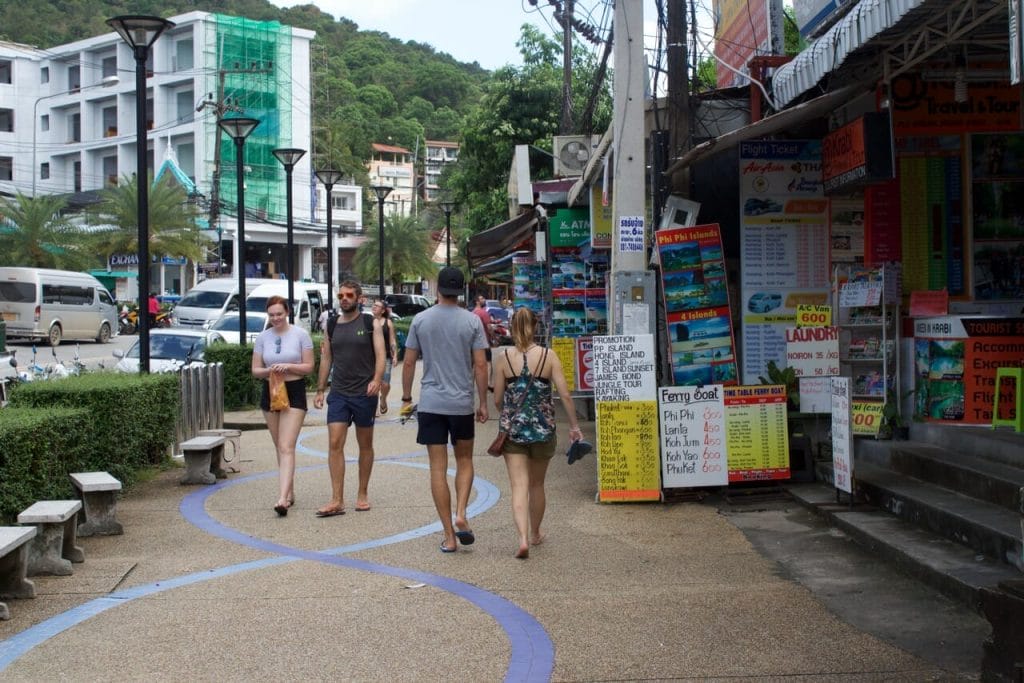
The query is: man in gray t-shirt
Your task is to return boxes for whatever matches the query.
[401,267,489,554]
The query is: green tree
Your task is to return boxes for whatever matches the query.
[0,192,96,270]
[352,213,438,288]
[87,174,211,268]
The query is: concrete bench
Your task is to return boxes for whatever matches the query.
[69,472,123,537]
[17,500,84,576]
[179,435,227,485]
[0,526,37,620]
[197,428,242,473]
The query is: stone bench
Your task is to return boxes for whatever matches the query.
[179,435,227,485]
[17,500,84,576]
[69,472,123,537]
[197,428,242,473]
[0,526,37,620]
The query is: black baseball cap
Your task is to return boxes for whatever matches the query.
[437,267,465,296]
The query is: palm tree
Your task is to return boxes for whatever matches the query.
[87,174,211,266]
[0,192,97,270]
[352,213,439,289]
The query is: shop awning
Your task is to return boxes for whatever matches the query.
[466,209,538,273]
[664,83,866,175]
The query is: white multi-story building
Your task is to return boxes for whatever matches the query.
[423,139,459,202]
[0,11,364,298]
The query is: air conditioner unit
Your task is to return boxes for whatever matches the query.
[553,134,598,177]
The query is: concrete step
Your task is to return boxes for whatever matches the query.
[883,443,1024,514]
[789,482,1021,611]
[853,462,1023,572]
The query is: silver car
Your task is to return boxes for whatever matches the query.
[113,328,225,373]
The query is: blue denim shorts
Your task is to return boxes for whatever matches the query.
[326,392,377,427]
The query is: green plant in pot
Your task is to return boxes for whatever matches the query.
[880,388,910,440]
[758,360,799,412]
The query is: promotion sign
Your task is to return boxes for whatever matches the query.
[593,335,660,502]
[723,385,790,482]
[830,377,853,493]
[659,385,728,488]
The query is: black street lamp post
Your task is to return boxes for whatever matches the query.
[370,185,392,301]
[439,199,456,267]
[107,14,175,374]
[315,168,343,308]
[218,116,260,346]
[272,148,306,324]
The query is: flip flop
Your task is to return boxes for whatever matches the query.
[274,504,288,517]
[315,507,345,518]
[455,529,475,546]
[354,501,371,512]
[439,543,457,553]
[379,402,388,414]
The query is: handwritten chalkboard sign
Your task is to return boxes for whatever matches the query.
[659,385,728,488]
[593,335,660,502]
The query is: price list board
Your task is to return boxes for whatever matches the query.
[592,335,660,502]
[831,377,854,494]
[723,385,790,482]
[659,385,728,488]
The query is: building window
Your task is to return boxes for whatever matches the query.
[73,161,81,192]
[0,60,11,84]
[102,106,117,136]
[70,113,80,142]
[175,39,193,71]
[177,142,195,177]
[40,66,49,84]
[40,114,49,132]
[101,56,117,78]
[40,162,50,180]
[0,108,12,132]
[0,157,12,181]
[103,156,117,187]
[332,195,351,211]
[175,90,194,123]
[68,65,80,91]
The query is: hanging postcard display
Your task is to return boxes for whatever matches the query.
[738,140,831,385]
[655,223,739,386]
[549,207,609,339]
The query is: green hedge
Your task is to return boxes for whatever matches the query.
[0,407,93,522]
[8,372,179,475]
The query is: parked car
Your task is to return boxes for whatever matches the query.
[112,328,224,373]
[208,312,270,345]
[385,293,431,317]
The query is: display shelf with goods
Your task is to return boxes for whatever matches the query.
[834,264,901,431]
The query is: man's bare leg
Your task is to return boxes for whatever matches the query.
[427,444,457,551]
[317,421,348,515]
[452,438,475,536]
[354,425,375,510]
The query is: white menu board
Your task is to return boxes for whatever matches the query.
[659,385,728,488]
[830,376,853,494]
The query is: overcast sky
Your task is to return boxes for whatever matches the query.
[267,0,665,71]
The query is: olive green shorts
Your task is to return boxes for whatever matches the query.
[504,436,556,460]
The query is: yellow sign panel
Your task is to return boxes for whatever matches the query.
[590,184,613,249]
[551,337,576,391]
[852,401,883,436]
[795,304,832,327]
[597,400,661,501]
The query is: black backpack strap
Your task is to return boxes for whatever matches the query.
[327,312,338,340]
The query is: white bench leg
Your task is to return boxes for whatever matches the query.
[181,450,217,485]
[77,491,124,537]
[0,543,36,616]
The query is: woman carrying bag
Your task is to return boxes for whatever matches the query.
[251,295,314,516]
[492,307,582,559]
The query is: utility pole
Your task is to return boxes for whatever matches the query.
[667,0,691,195]
[560,0,574,133]
[197,63,272,272]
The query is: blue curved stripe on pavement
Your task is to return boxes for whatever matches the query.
[0,445,554,682]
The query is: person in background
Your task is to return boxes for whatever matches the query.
[372,299,399,415]
[251,295,315,516]
[493,307,582,559]
[472,295,495,353]
[313,281,386,517]
[148,292,160,328]
[401,267,489,553]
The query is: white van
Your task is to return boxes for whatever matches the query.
[171,278,275,328]
[0,267,118,346]
[245,281,328,333]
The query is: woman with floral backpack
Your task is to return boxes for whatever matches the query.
[493,307,582,559]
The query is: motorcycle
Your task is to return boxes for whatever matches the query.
[155,310,173,328]
[490,318,512,346]
[119,309,138,335]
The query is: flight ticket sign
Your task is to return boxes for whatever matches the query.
[592,334,661,502]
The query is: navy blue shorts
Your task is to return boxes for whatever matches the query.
[326,392,377,427]
[416,411,475,446]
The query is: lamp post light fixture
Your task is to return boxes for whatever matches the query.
[315,168,343,307]
[439,199,457,267]
[107,14,174,374]
[218,116,261,346]
[272,148,306,324]
[32,75,119,197]
[370,185,392,301]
